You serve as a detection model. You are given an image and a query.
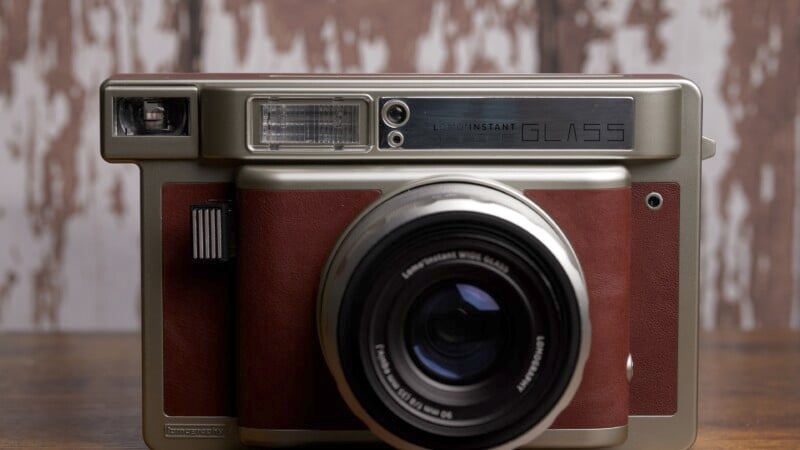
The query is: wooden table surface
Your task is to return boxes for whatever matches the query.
[0,331,798,449]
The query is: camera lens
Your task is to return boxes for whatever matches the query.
[407,283,507,385]
[342,218,579,446]
[319,181,590,450]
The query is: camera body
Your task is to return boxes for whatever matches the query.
[101,74,714,450]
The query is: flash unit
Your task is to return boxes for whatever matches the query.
[250,98,369,151]
[261,103,360,145]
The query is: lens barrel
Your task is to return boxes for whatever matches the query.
[318,180,590,450]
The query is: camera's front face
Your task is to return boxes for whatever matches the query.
[101,75,710,450]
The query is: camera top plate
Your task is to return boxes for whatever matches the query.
[101,74,699,162]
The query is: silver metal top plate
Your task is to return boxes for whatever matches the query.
[378,97,634,150]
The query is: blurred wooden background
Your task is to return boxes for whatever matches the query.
[0,0,797,330]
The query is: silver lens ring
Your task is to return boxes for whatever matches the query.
[318,178,590,450]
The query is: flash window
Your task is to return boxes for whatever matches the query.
[260,103,360,145]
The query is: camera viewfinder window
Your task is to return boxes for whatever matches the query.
[115,97,189,136]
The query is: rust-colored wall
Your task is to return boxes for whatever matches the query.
[0,0,797,330]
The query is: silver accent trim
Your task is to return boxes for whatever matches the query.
[204,209,210,259]
[192,205,225,261]
[238,425,629,448]
[211,209,217,259]
[236,165,631,192]
[197,209,204,258]
[192,209,199,259]
[165,423,227,439]
[701,136,716,160]
[317,177,592,450]
[523,426,628,448]
[239,428,377,447]
[378,96,634,151]
[216,209,223,257]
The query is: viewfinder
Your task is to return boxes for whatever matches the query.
[115,97,189,136]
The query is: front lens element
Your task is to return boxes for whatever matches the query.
[407,283,507,385]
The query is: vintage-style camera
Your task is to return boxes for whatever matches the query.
[101,74,714,450]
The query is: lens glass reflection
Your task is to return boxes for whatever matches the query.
[406,283,508,385]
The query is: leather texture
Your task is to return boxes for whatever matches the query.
[525,188,631,429]
[162,182,676,429]
[236,189,381,430]
[629,182,680,415]
[162,183,236,417]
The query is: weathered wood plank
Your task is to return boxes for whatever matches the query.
[0,0,797,329]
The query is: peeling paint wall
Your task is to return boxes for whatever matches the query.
[0,0,797,330]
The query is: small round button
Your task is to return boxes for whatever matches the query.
[387,130,404,148]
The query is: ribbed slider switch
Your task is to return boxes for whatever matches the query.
[190,201,235,263]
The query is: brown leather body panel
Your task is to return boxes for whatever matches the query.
[162,183,678,429]
[162,183,236,417]
[236,189,380,429]
[629,183,680,415]
[525,188,631,429]
[236,187,638,431]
